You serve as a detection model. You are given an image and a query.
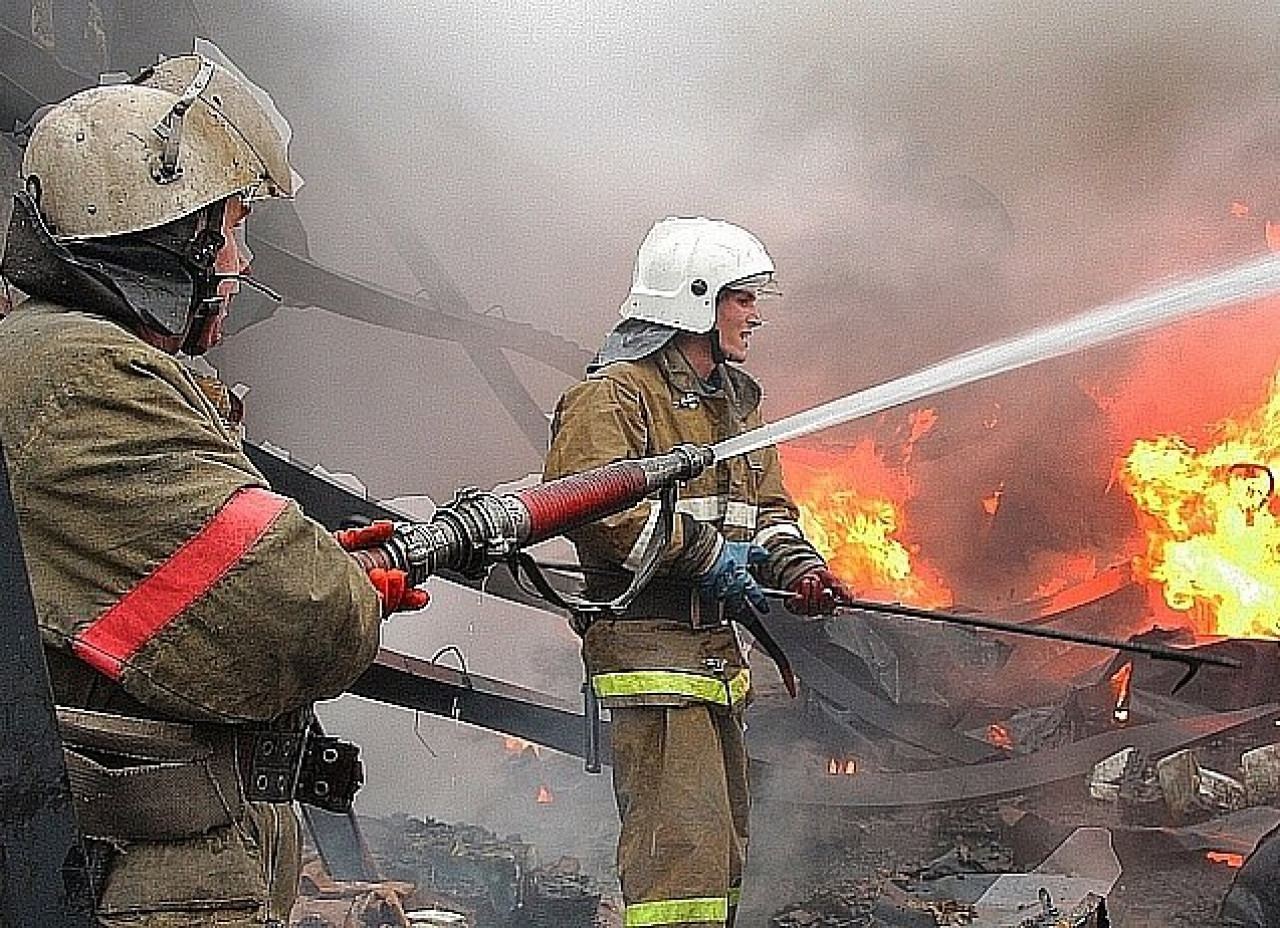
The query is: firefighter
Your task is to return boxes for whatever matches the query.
[544,217,852,928]
[0,51,425,925]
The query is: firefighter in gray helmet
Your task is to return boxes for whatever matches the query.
[545,217,853,927]
[4,51,297,355]
[0,49,424,925]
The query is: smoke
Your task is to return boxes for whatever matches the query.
[202,0,1280,482]
[316,577,624,879]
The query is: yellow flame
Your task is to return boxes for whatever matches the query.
[797,496,951,608]
[783,442,952,608]
[1121,371,1280,638]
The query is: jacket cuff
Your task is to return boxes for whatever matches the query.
[761,538,826,590]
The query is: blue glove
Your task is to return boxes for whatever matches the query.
[697,541,770,613]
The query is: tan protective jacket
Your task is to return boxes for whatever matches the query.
[545,343,819,708]
[0,302,382,721]
[0,301,383,921]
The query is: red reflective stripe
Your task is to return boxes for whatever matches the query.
[73,487,289,679]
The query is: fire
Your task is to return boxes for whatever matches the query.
[1110,662,1132,724]
[781,441,953,608]
[981,482,1004,517]
[826,757,858,775]
[903,408,938,461]
[1029,552,1100,601]
[1206,851,1244,868]
[502,736,540,758]
[1120,370,1280,638]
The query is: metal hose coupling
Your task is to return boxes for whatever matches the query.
[377,488,528,585]
[362,443,714,585]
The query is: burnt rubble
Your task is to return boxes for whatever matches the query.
[743,605,1280,927]
[303,813,605,928]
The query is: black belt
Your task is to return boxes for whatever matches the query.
[607,580,727,627]
[57,707,364,844]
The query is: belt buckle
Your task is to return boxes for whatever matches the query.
[241,730,306,803]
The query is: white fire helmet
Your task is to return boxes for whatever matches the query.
[22,47,295,240]
[621,217,775,333]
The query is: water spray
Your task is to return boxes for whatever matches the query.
[712,253,1280,461]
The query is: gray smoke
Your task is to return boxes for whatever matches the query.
[204,0,1280,482]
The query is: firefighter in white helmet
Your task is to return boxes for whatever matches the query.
[545,217,852,927]
[0,48,425,925]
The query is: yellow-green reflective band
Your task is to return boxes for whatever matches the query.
[727,886,741,906]
[625,896,729,926]
[593,669,750,705]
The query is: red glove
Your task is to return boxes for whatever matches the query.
[366,566,430,616]
[786,567,853,617]
[334,520,396,551]
[334,521,430,616]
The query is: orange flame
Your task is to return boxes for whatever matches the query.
[781,441,953,608]
[1206,851,1244,868]
[1267,220,1280,255]
[981,481,1004,517]
[503,736,540,758]
[826,757,858,776]
[1029,552,1101,601]
[903,408,939,465]
[1110,662,1133,724]
[1120,370,1280,638]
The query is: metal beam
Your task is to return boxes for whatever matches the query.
[350,649,609,764]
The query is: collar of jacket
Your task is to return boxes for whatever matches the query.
[655,342,762,412]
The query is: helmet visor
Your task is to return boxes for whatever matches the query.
[192,38,305,198]
[723,271,781,299]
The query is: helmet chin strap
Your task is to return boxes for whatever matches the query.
[179,294,220,356]
[179,273,283,356]
[709,328,726,366]
[177,214,228,355]
[214,272,283,303]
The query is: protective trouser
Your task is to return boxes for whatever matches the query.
[610,702,749,927]
[96,800,301,928]
[55,707,305,926]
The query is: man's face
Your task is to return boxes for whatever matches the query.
[714,288,762,363]
[195,196,252,352]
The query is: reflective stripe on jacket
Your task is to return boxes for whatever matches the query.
[593,668,751,705]
[625,894,729,926]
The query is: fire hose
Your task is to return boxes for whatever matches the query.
[344,443,712,584]
[346,431,1242,690]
